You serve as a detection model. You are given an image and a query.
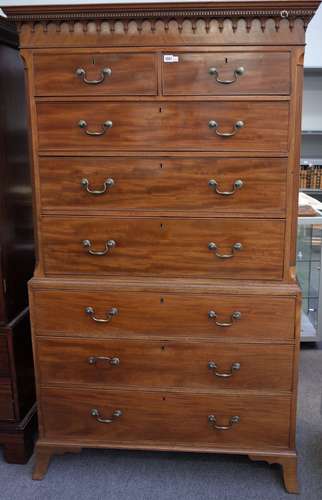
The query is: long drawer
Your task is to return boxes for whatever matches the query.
[40,386,291,448]
[32,288,296,341]
[39,157,287,217]
[33,52,158,96]
[41,217,285,279]
[36,101,289,152]
[37,337,294,391]
[162,51,290,95]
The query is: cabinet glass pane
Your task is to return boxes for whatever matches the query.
[297,222,322,340]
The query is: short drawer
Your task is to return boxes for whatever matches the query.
[41,217,285,280]
[0,381,14,420]
[162,51,290,95]
[32,288,296,341]
[36,101,289,153]
[40,386,291,449]
[0,336,10,377]
[33,52,157,96]
[39,157,287,217]
[37,337,294,391]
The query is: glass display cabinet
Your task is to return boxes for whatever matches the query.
[299,53,322,342]
[297,213,322,341]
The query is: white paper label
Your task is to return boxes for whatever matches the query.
[163,54,179,63]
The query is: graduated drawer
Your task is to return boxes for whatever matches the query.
[37,337,294,392]
[0,381,14,420]
[39,157,287,217]
[40,386,291,449]
[41,217,285,280]
[32,289,296,341]
[0,336,10,377]
[36,101,289,153]
[33,52,157,96]
[162,51,290,95]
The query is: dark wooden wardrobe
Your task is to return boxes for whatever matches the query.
[0,17,36,464]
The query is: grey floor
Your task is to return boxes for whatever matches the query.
[1,348,322,500]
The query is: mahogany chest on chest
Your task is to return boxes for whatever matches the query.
[4,1,320,491]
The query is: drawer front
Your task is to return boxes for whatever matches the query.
[0,381,14,420]
[162,51,290,95]
[33,53,157,96]
[37,337,294,391]
[41,217,285,279]
[39,157,287,216]
[40,387,291,448]
[33,289,295,341]
[0,336,10,377]
[37,101,289,153]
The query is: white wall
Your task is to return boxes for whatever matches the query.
[305,3,322,68]
[302,75,322,131]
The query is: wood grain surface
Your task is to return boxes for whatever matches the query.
[39,386,292,449]
[32,287,296,341]
[34,52,157,96]
[37,337,294,391]
[36,101,289,152]
[39,157,287,216]
[41,217,286,279]
[162,51,291,95]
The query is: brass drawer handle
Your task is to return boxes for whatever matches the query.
[82,239,116,256]
[208,242,242,259]
[208,310,241,327]
[208,179,243,196]
[208,120,244,137]
[81,177,115,195]
[76,67,112,85]
[85,306,118,323]
[91,408,123,424]
[208,415,240,431]
[208,66,244,85]
[78,119,113,136]
[208,361,241,378]
[88,356,120,366]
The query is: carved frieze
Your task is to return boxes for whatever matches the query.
[4,2,318,32]
[3,2,319,47]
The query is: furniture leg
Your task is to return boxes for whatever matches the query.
[33,444,82,480]
[249,453,299,494]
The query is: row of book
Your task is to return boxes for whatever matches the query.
[300,164,322,189]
